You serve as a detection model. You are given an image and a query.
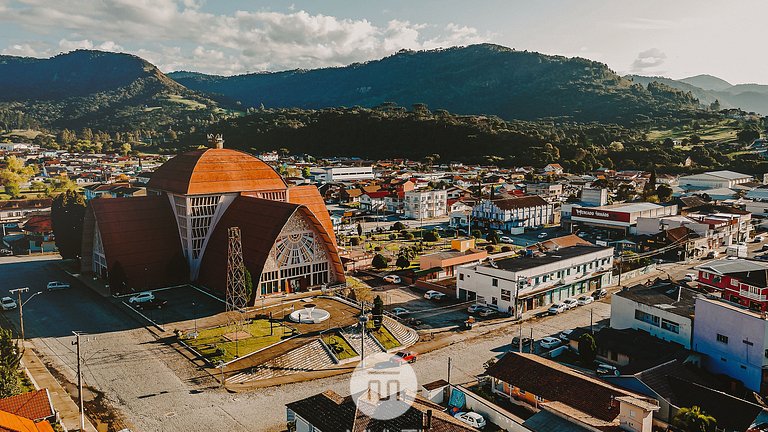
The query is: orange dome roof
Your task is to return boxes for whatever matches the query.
[148,148,287,195]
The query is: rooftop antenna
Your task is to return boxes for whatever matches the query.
[207,133,224,149]
[226,227,249,359]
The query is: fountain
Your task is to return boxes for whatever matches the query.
[289,303,331,324]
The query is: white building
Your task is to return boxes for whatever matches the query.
[610,281,696,349]
[526,183,563,201]
[692,297,768,393]
[471,196,556,234]
[456,245,614,315]
[569,202,678,235]
[403,189,447,219]
[449,201,472,229]
[679,170,752,190]
[313,166,374,183]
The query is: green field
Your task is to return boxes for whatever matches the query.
[182,319,290,364]
[322,332,358,360]
[647,120,739,142]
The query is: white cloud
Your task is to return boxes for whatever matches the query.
[630,48,667,73]
[0,1,489,74]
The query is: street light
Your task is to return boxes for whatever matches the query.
[9,287,42,341]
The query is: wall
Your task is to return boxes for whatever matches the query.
[610,293,693,348]
[451,385,531,432]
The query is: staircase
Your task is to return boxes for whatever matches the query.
[227,339,335,384]
[341,327,384,358]
[384,317,419,348]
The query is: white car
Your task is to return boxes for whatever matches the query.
[577,232,588,238]
[548,303,567,314]
[1,297,17,311]
[478,308,496,317]
[128,291,155,304]
[596,363,620,376]
[562,298,578,309]
[537,232,548,239]
[558,329,574,340]
[46,281,71,291]
[683,273,697,282]
[467,304,485,313]
[424,290,446,300]
[540,337,562,349]
[392,307,410,316]
[500,236,514,244]
[454,412,487,429]
[576,295,594,306]
[383,275,401,284]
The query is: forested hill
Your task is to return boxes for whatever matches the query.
[168,44,700,125]
[0,50,230,132]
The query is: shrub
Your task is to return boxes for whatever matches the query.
[372,254,388,269]
[423,230,440,242]
[388,233,397,240]
[350,237,361,246]
[501,246,512,252]
[485,245,495,253]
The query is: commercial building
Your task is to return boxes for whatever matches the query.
[471,196,556,235]
[679,170,752,190]
[403,189,447,219]
[695,258,768,312]
[313,166,374,183]
[418,239,487,281]
[610,280,697,349]
[80,139,344,300]
[525,183,563,201]
[456,244,613,315]
[637,206,752,249]
[568,202,678,235]
[692,296,768,393]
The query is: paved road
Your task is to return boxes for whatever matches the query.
[0,253,698,432]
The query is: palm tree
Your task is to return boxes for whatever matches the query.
[672,406,716,432]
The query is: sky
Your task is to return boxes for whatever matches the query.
[0,0,763,84]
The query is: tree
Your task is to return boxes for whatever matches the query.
[709,99,721,111]
[396,255,410,269]
[577,333,597,365]
[0,328,21,398]
[643,169,657,198]
[357,223,363,237]
[371,295,384,329]
[423,230,439,242]
[737,128,760,143]
[372,254,388,269]
[0,156,35,198]
[243,266,253,303]
[471,229,482,239]
[51,189,86,259]
[657,184,673,202]
[392,221,405,231]
[486,231,500,244]
[672,406,716,432]
[302,166,311,178]
[120,143,132,156]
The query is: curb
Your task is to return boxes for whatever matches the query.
[120,301,166,332]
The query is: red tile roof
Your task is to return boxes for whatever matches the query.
[147,148,287,195]
[0,390,53,423]
[21,215,52,234]
[492,195,548,210]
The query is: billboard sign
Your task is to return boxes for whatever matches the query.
[572,207,631,223]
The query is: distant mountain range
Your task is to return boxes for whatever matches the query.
[627,73,768,114]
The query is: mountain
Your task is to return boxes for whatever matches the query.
[0,50,230,132]
[679,74,733,91]
[169,44,700,124]
[626,74,721,106]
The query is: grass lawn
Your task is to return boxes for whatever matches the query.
[183,319,291,364]
[367,323,401,350]
[647,119,739,143]
[322,332,358,360]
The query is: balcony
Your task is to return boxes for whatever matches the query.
[739,289,767,302]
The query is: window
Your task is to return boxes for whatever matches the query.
[661,318,680,334]
[459,274,464,281]
[713,276,722,284]
[501,289,511,302]
[492,278,498,287]
[634,309,660,326]
[716,334,729,344]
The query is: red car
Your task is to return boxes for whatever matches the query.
[392,351,417,364]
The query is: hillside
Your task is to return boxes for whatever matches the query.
[0,50,232,132]
[679,74,733,91]
[169,44,700,124]
[626,75,721,107]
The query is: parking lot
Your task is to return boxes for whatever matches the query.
[117,285,225,328]
[382,286,470,329]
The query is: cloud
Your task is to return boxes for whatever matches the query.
[0,1,489,74]
[630,48,667,73]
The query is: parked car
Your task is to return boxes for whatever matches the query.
[683,273,697,282]
[454,412,487,429]
[539,337,562,349]
[383,275,401,284]
[577,232,588,238]
[500,236,514,244]
[706,251,720,259]
[392,307,410,316]
[562,298,578,309]
[548,303,567,314]
[424,290,446,300]
[128,291,155,304]
[576,295,594,306]
[591,288,607,299]
[391,351,417,364]
[0,249,12,256]
[511,336,533,348]
[478,308,496,317]
[596,363,620,376]
[755,235,765,243]
[537,232,548,239]
[558,329,574,341]
[467,304,485,313]
[761,244,768,252]
[46,281,71,291]
[0,297,16,311]
[134,298,168,310]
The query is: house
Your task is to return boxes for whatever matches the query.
[418,239,487,281]
[403,189,447,219]
[448,200,473,229]
[286,389,474,432]
[692,296,768,394]
[542,163,564,175]
[486,352,659,432]
[609,280,697,348]
[695,258,768,312]
[457,245,613,316]
[471,196,556,235]
[0,199,52,224]
[526,183,563,201]
[359,191,388,212]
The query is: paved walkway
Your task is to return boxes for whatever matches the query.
[22,342,97,432]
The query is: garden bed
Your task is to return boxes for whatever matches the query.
[182,319,292,363]
[367,323,401,350]
[321,332,358,360]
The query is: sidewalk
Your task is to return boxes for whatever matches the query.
[21,342,97,432]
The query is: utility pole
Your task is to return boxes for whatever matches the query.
[447,357,452,388]
[518,325,523,352]
[530,328,534,353]
[590,307,594,334]
[71,331,85,431]
[9,287,28,341]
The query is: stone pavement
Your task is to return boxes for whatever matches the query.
[22,342,98,432]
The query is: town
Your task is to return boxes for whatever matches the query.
[1,131,768,432]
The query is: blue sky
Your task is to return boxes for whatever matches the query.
[0,0,763,84]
